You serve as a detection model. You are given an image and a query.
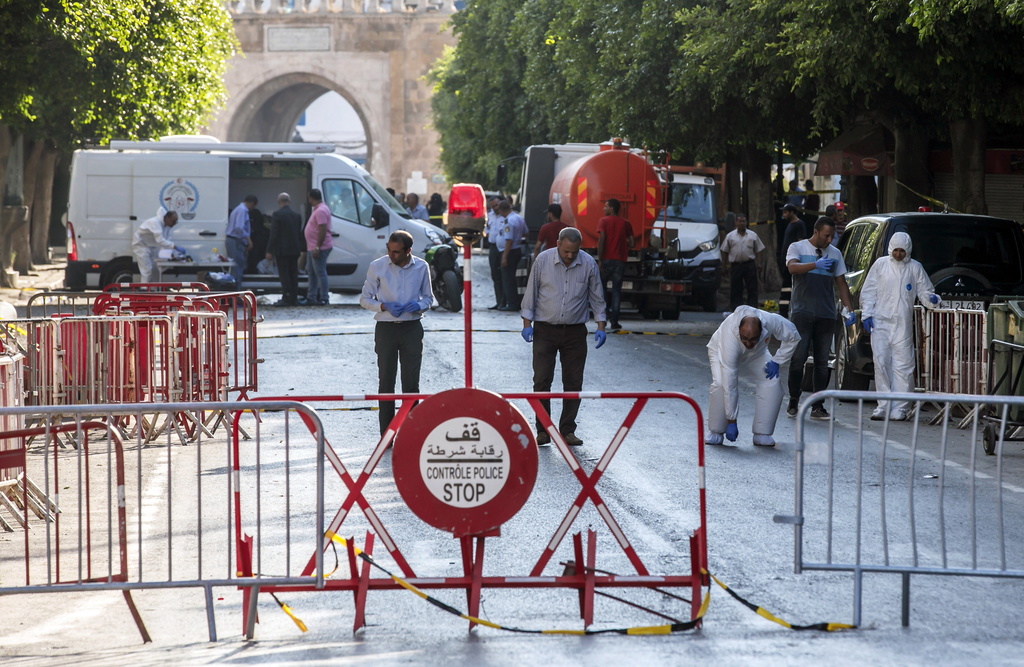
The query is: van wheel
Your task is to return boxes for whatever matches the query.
[101,259,136,288]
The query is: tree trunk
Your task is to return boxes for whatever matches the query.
[31,143,58,265]
[0,206,27,287]
[0,125,11,202]
[893,122,931,211]
[740,145,782,299]
[849,175,879,219]
[950,117,988,214]
[14,139,43,273]
[724,150,743,216]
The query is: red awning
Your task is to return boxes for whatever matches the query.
[815,125,893,177]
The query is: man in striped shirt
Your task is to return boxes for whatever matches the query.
[520,227,608,447]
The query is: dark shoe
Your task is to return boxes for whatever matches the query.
[809,406,830,421]
[536,432,551,446]
[488,304,504,310]
[786,401,798,418]
[610,321,621,331]
[497,305,517,312]
[563,433,584,447]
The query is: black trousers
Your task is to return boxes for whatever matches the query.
[275,254,300,304]
[501,247,523,309]
[488,245,505,307]
[787,312,833,408]
[374,320,424,434]
[532,322,588,435]
[729,260,758,310]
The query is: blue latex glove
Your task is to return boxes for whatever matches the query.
[594,330,607,349]
[929,294,941,305]
[814,257,836,272]
[862,316,874,334]
[844,311,857,327]
[521,326,533,343]
[383,302,404,317]
[400,301,421,315]
[174,246,186,255]
[765,360,780,379]
[725,423,739,442]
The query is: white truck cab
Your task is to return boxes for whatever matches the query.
[653,172,722,311]
[65,137,450,290]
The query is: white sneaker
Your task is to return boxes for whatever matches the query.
[891,410,909,422]
[705,432,724,445]
[870,409,886,421]
[752,434,776,447]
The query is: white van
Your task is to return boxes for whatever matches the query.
[65,137,451,290]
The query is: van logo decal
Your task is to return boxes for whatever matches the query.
[160,178,199,220]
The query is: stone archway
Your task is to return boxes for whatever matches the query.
[226,73,376,170]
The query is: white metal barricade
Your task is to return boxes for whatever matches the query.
[0,401,324,643]
[915,306,988,396]
[779,389,1024,628]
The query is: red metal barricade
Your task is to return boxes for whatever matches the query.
[232,390,708,636]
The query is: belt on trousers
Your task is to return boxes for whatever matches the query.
[535,321,585,328]
[377,318,421,324]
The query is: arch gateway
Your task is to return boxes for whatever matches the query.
[206,2,457,196]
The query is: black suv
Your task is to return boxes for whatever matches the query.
[834,212,1024,389]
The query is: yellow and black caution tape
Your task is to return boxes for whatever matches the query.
[324,533,708,635]
[269,592,308,633]
[896,179,958,213]
[706,571,855,632]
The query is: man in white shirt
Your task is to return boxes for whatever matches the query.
[721,213,764,311]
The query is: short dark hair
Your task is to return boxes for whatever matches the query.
[244,194,258,205]
[547,203,562,218]
[497,200,512,213]
[739,316,762,338]
[813,217,836,233]
[308,188,323,203]
[389,230,414,250]
[605,198,621,214]
[824,204,838,217]
[782,203,799,213]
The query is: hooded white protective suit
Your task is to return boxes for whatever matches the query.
[132,207,176,282]
[707,305,801,438]
[860,232,940,418]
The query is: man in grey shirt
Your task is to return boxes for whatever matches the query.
[520,227,608,446]
[360,230,435,436]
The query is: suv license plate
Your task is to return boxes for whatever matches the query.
[945,299,985,311]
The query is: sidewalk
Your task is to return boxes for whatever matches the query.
[0,248,67,310]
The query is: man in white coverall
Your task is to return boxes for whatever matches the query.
[706,305,802,447]
[131,208,183,283]
[859,232,941,421]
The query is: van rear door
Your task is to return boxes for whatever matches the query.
[320,177,389,290]
[76,152,133,260]
[132,154,229,257]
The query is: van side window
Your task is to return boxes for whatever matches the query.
[323,179,375,227]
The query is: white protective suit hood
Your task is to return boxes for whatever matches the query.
[888,231,912,261]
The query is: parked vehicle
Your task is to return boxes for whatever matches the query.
[504,139,722,318]
[834,211,1024,389]
[65,136,451,291]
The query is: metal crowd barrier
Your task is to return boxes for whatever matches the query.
[915,306,988,396]
[0,401,322,643]
[779,389,1024,628]
[234,391,708,639]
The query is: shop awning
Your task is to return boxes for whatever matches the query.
[815,125,892,177]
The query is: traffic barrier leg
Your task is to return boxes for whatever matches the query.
[353,532,375,633]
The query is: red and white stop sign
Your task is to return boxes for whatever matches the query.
[392,388,538,536]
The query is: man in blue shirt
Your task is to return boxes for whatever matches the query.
[225,195,257,286]
[520,227,608,446]
[360,230,435,436]
[496,200,528,311]
[405,193,429,221]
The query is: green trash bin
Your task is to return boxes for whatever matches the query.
[986,300,1024,421]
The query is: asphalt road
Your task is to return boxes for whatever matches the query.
[2,250,1024,665]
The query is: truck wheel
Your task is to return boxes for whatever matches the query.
[442,270,462,312]
[101,259,136,288]
[661,308,680,321]
[697,289,717,313]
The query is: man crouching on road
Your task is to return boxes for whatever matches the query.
[706,305,801,447]
[520,227,607,447]
[359,230,434,436]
